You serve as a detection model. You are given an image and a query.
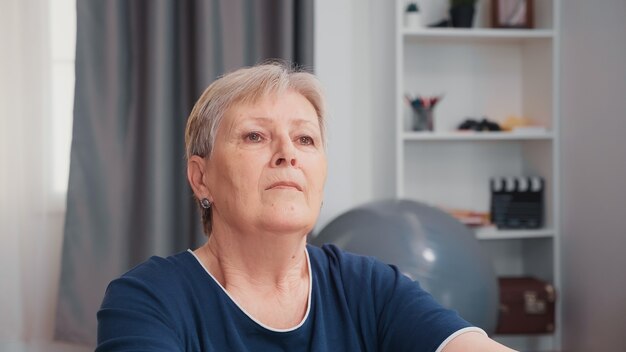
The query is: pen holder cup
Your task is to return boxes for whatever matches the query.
[412,107,434,131]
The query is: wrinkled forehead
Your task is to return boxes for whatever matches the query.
[221,90,321,129]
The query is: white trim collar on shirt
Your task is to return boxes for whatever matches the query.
[187,247,313,333]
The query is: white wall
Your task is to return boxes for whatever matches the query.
[314,0,396,230]
[560,0,626,350]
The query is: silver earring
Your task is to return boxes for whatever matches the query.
[201,198,211,209]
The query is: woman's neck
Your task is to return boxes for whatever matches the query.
[194,227,311,329]
[198,225,309,289]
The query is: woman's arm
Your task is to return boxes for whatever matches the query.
[443,331,517,352]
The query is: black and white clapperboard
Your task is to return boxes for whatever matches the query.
[490,176,544,229]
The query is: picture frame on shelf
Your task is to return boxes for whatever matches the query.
[492,0,534,28]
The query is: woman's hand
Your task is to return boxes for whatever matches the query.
[443,331,517,352]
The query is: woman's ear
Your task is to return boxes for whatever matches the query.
[187,155,211,199]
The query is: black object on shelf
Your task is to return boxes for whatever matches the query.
[458,118,502,131]
[450,3,476,28]
[429,19,451,28]
[490,176,544,229]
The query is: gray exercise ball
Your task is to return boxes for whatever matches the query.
[310,199,498,334]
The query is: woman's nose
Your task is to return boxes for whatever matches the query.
[274,157,296,167]
[271,137,297,167]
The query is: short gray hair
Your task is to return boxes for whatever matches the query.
[185,61,326,235]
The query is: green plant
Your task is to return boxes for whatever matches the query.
[406,3,419,12]
[450,0,477,6]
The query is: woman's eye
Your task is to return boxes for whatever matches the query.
[245,132,263,143]
[298,136,314,145]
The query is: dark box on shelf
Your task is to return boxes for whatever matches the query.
[496,277,556,334]
[490,176,544,229]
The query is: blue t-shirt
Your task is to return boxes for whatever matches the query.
[97,244,480,351]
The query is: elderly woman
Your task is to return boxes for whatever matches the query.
[97,63,514,351]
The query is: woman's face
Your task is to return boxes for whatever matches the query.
[204,90,327,235]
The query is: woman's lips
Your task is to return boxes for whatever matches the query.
[266,181,302,191]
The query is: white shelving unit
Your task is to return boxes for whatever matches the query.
[403,27,554,39]
[475,227,555,240]
[395,1,560,351]
[403,131,554,141]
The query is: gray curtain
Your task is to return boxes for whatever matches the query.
[56,0,313,345]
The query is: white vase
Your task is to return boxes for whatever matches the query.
[405,12,423,29]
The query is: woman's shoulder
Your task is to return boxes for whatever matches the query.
[109,251,195,290]
[308,243,375,264]
[307,243,393,284]
[102,251,198,307]
[97,251,201,349]
[121,250,195,281]
[307,243,424,307]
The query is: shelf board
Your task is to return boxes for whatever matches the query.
[403,131,554,141]
[403,28,554,41]
[475,227,554,240]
